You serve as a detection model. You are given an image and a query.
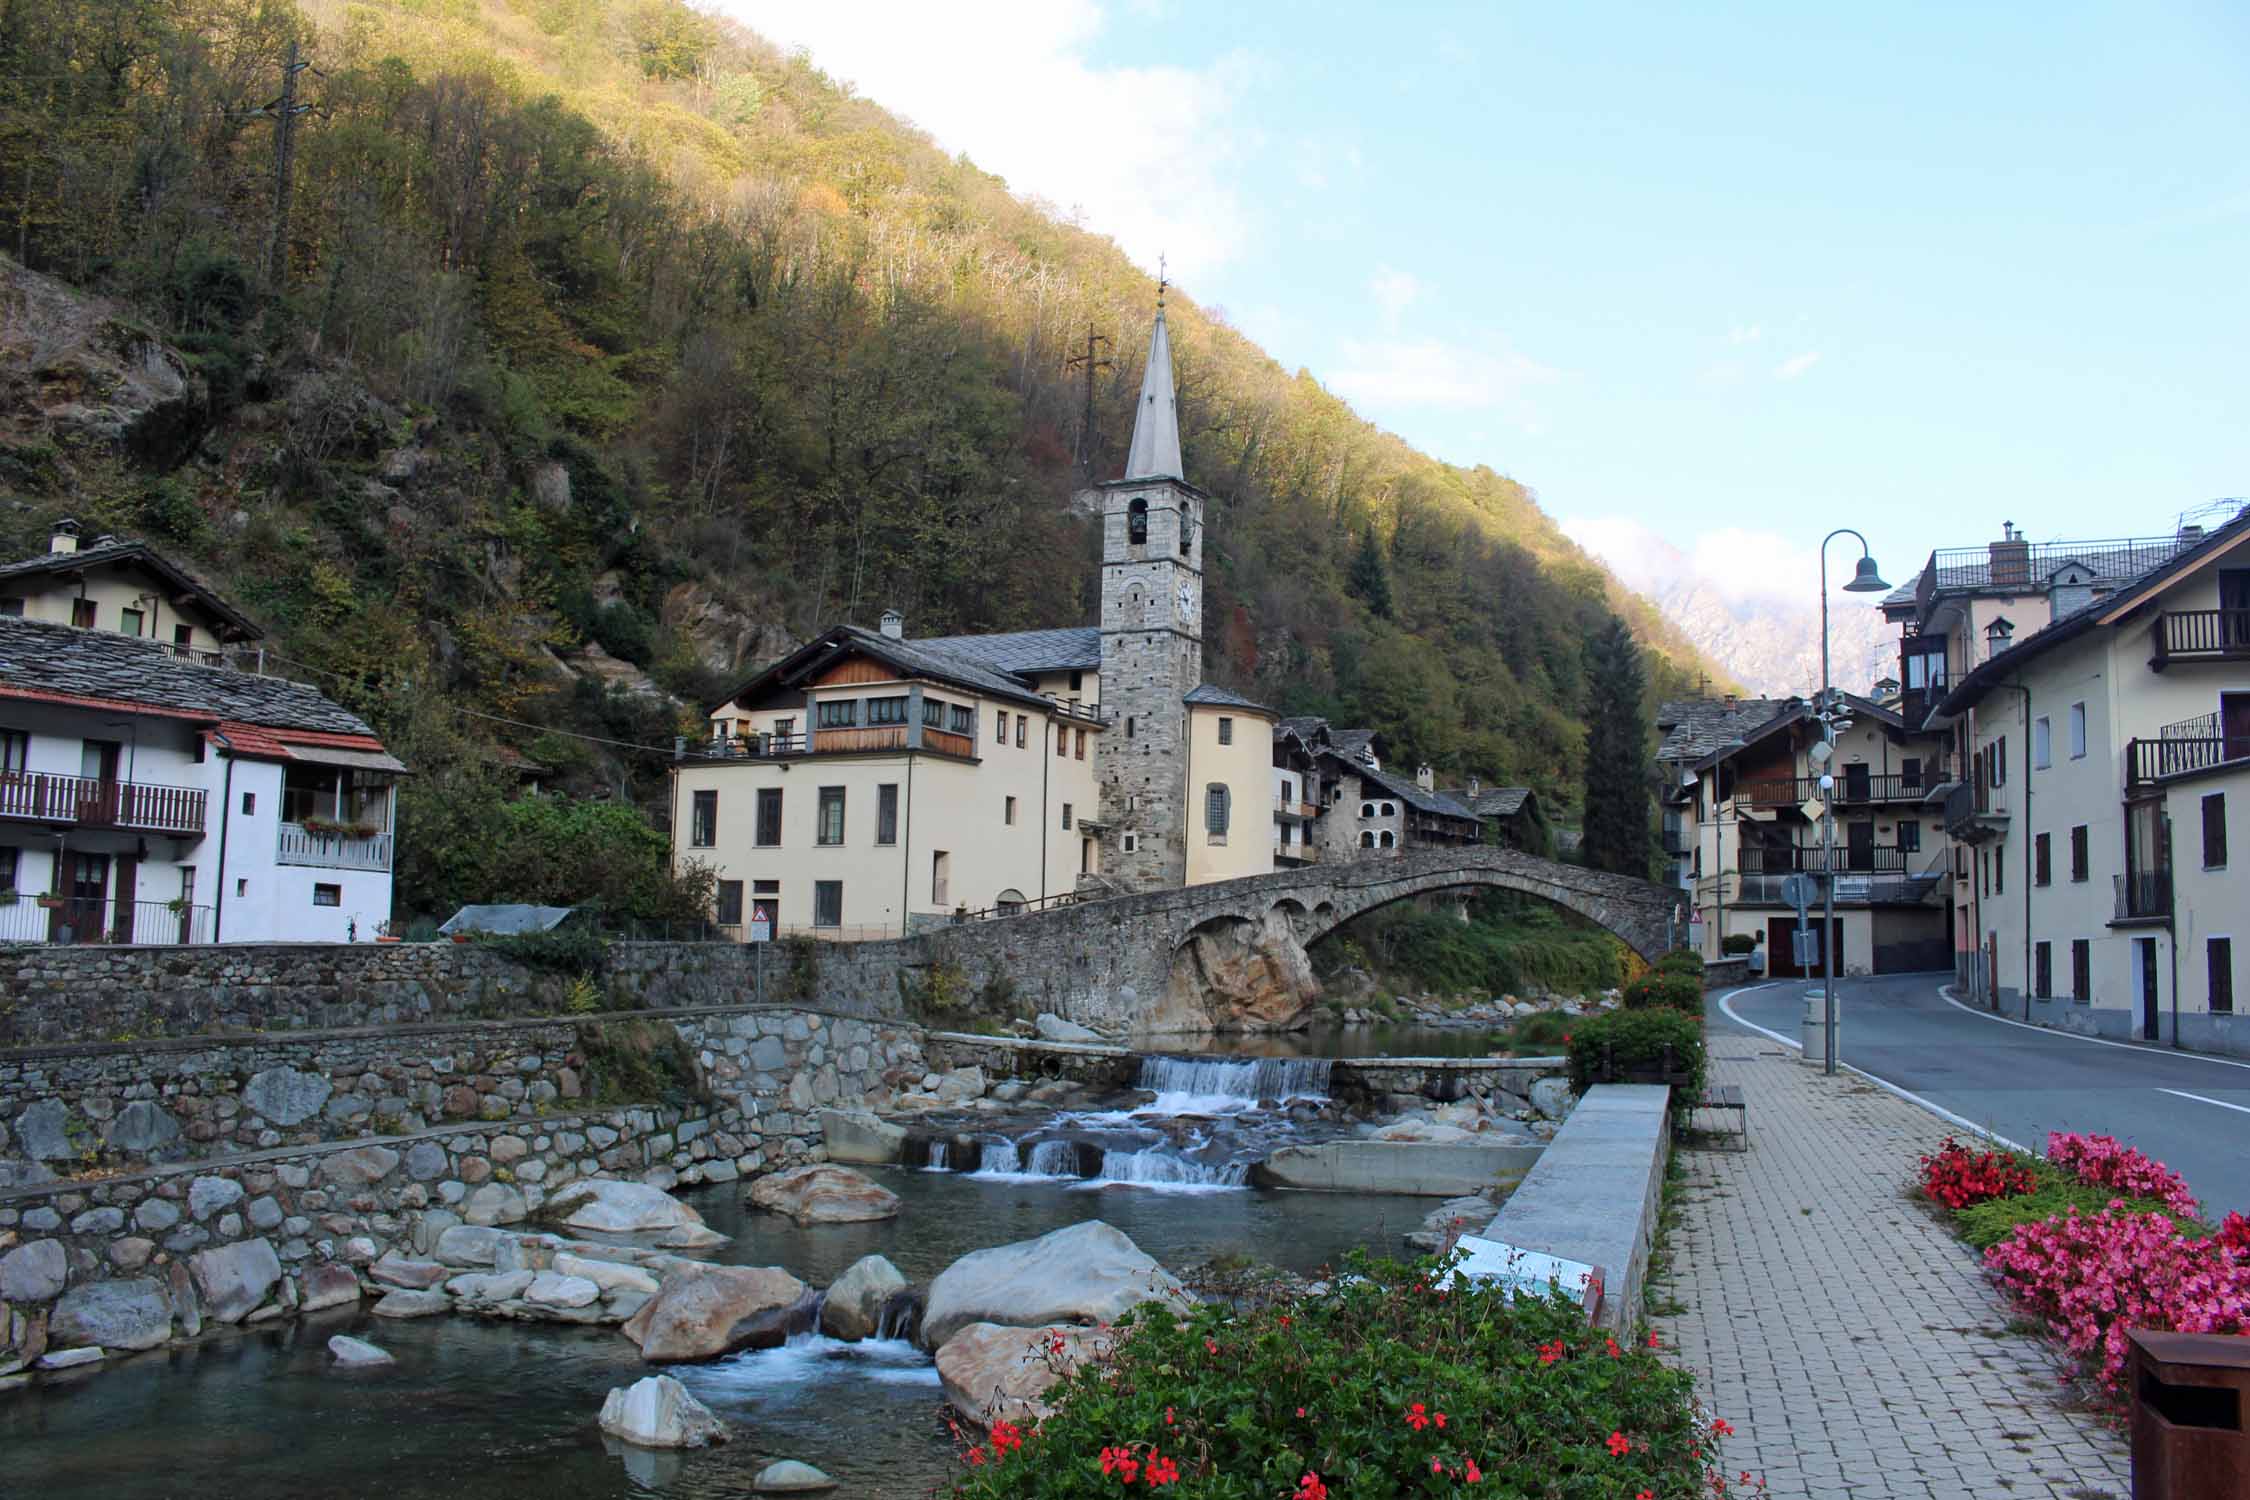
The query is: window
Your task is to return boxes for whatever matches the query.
[931,850,950,906]
[241,791,256,816]
[1381,801,1397,817]
[813,881,843,928]
[2033,717,2051,769]
[173,624,191,648]
[775,718,795,741]
[2212,938,2235,1015]
[1014,716,1026,749]
[2034,832,2051,886]
[2034,942,2052,999]
[1380,830,1396,848]
[1994,850,2004,894]
[0,729,24,772]
[1899,822,1921,853]
[1179,514,1193,557]
[1360,801,1375,818]
[1070,670,1084,692]
[1074,729,1086,760]
[996,710,1007,741]
[690,789,717,847]
[2068,702,2087,759]
[1901,756,1922,792]
[867,696,908,725]
[1062,803,1074,830]
[2071,939,2091,1002]
[2204,793,2228,869]
[119,607,143,637]
[1056,727,1068,757]
[313,884,341,907]
[236,877,248,898]
[1205,784,1230,838]
[876,784,899,845]
[1122,832,1140,853]
[0,596,21,616]
[2070,825,2088,882]
[1128,497,1148,545]
[1217,717,1233,745]
[755,788,783,847]
[0,845,17,892]
[1994,736,2008,785]
[1125,716,1135,740]
[949,703,974,735]
[177,866,194,904]
[71,597,95,628]
[1281,779,1294,803]
[716,881,743,926]
[1004,795,1017,826]
[817,787,845,845]
[923,698,945,728]
[816,699,858,729]
[1360,831,1375,849]
[753,878,779,925]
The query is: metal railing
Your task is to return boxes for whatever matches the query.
[1943,779,2009,832]
[1736,767,1948,806]
[1739,844,1913,875]
[0,771,207,835]
[2115,870,2172,922]
[1915,534,2195,604]
[276,821,394,871]
[2151,609,2250,667]
[0,897,215,945]
[1274,842,1320,863]
[2126,735,2250,789]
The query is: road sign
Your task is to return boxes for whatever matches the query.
[749,903,772,943]
[1779,874,1819,914]
[1792,928,1822,967]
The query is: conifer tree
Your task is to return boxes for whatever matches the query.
[1348,525,1394,619]
[1580,616,1652,877]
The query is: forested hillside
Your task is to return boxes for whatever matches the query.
[0,0,1724,917]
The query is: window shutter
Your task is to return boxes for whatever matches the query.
[2204,793,2227,868]
[1206,784,1229,835]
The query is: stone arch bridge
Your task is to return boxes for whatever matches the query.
[809,847,1683,1036]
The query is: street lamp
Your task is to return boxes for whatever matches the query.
[1816,530,1890,1075]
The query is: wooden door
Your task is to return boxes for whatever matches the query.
[52,852,107,943]
[1846,821,1876,871]
[2136,937,2160,1041]
[1843,763,1871,801]
[111,856,136,943]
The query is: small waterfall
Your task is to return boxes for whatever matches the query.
[877,1288,926,1345]
[1135,1055,1332,1109]
[1025,1139,1093,1177]
[1094,1146,1251,1189]
[976,1140,1021,1174]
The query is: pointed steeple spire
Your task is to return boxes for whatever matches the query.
[1123,277,1182,482]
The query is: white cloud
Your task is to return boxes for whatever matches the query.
[1726,323,1763,345]
[1561,516,1865,608]
[1329,337,1556,416]
[1776,351,1822,380]
[1368,265,1421,323]
[727,0,1255,282]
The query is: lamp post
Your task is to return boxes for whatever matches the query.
[1816,530,1890,1075]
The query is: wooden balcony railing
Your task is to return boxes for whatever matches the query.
[2150,609,2250,670]
[1736,767,1949,807]
[276,821,393,871]
[2127,735,2250,789]
[1739,844,1913,875]
[0,771,207,836]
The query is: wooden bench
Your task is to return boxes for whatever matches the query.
[1678,1083,1749,1151]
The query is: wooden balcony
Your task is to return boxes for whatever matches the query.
[2127,734,2250,790]
[2150,609,2250,670]
[1739,843,1915,876]
[277,821,393,871]
[701,725,977,761]
[1736,767,1947,807]
[1943,780,2010,842]
[0,771,206,836]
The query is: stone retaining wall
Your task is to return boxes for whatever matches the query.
[1331,1056,1566,1111]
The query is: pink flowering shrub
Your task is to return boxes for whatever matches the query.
[2045,1132,2200,1217]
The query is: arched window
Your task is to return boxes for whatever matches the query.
[1360,801,1375,818]
[1205,783,1230,837]
[1380,830,1396,849]
[1360,831,1375,849]
[1179,512,1193,557]
[1381,801,1397,817]
[995,888,1027,916]
[1128,498,1149,545]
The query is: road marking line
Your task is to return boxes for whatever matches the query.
[1936,985,2250,1075]
[1712,986,2031,1153]
[2157,1088,2250,1116]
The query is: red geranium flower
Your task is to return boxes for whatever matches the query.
[1606,1431,1632,1457]
[1294,1474,1329,1500]
[1464,1458,1483,1482]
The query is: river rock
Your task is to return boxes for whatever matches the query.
[1405,1195,1500,1252]
[300,1264,363,1312]
[553,1253,659,1296]
[1034,1013,1103,1044]
[753,1460,837,1493]
[820,1254,907,1341]
[448,1270,536,1302]
[619,1263,809,1362]
[49,1278,173,1352]
[372,1289,451,1319]
[597,1373,730,1448]
[934,1068,988,1104]
[816,1109,907,1165]
[37,1345,104,1370]
[371,1254,450,1290]
[244,1067,333,1127]
[328,1335,395,1367]
[1372,1121,1474,1144]
[187,1176,244,1220]
[321,1146,401,1188]
[921,1220,1188,1351]
[747,1164,900,1225]
[0,1158,57,1189]
[0,1238,67,1302]
[937,1321,1111,1425]
[462,1182,528,1227]
[13,1099,75,1160]
[435,1225,509,1267]
[1155,905,1322,1031]
[102,1101,183,1157]
[1529,1077,1575,1120]
[190,1239,283,1324]
[525,1271,602,1309]
[548,1180,710,1236]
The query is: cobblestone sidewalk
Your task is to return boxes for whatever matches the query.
[1654,1032,2130,1499]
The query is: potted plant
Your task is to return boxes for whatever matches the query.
[0,886,17,907]
[37,890,65,911]
[375,918,401,944]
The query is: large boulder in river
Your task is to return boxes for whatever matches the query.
[619,1263,810,1362]
[598,1374,730,1448]
[938,1322,1113,1425]
[1149,906,1321,1033]
[921,1221,1188,1351]
[50,1278,173,1351]
[818,1109,907,1165]
[747,1164,900,1225]
[549,1179,719,1240]
[820,1254,908,1342]
[188,1238,282,1324]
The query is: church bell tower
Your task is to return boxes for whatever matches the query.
[1098,291,1206,891]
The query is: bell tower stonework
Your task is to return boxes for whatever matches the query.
[1099,299,1205,891]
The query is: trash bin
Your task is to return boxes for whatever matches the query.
[1801,990,1838,1067]
[2129,1327,2250,1498]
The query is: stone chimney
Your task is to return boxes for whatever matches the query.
[48,518,80,555]
[1415,763,1435,792]
[1468,775,1481,797]
[878,608,904,640]
[1988,520,2030,590]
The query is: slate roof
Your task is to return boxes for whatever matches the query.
[1184,682,1275,713]
[1881,533,2207,612]
[1655,697,1791,763]
[1339,755,1480,822]
[1444,785,1534,818]
[0,538,262,639]
[908,626,1100,675]
[0,615,377,735]
[713,624,1060,714]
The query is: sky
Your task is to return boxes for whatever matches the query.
[732,1,2250,612]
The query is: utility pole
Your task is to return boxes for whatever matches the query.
[265,40,311,287]
[1064,324,1112,484]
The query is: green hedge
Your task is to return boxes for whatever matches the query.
[1720,933,1759,955]
[1650,950,1705,979]
[1951,1181,2207,1250]
[1566,1009,1707,1097]
[947,1250,1737,1498]
[1620,971,1703,1013]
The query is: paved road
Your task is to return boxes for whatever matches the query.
[1719,971,2250,1217]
